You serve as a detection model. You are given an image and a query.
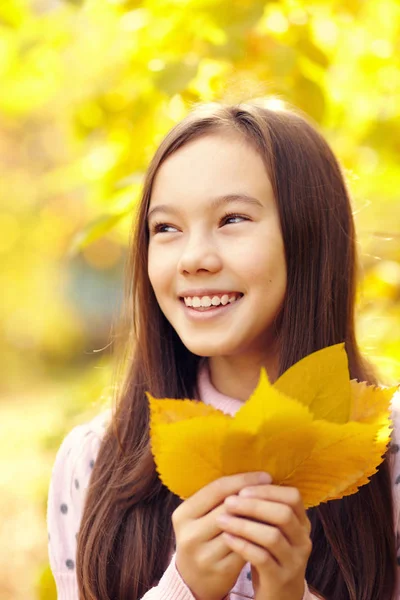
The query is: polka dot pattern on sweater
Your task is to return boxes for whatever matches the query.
[46,413,109,581]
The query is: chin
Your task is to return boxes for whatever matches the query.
[180,338,236,358]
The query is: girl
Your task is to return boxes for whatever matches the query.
[46,101,400,600]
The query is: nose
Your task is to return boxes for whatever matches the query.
[177,231,222,275]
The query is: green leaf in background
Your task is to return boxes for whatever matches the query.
[293,76,326,123]
[154,60,200,96]
[68,211,131,257]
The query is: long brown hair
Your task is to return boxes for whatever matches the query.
[76,102,397,600]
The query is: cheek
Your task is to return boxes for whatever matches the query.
[147,251,162,291]
[233,243,286,284]
[246,250,287,306]
[148,248,174,297]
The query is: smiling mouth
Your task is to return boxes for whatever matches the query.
[179,294,244,311]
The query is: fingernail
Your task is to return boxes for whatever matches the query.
[258,472,272,483]
[225,496,238,506]
[216,514,231,524]
[239,488,255,497]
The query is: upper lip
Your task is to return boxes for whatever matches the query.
[178,289,243,298]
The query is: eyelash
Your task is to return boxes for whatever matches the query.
[150,212,249,235]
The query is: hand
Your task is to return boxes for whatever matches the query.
[172,471,273,600]
[215,483,312,600]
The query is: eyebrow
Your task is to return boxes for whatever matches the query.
[146,193,264,222]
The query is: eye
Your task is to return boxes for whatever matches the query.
[220,212,249,226]
[149,212,249,235]
[150,222,178,235]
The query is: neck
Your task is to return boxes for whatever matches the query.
[208,348,280,402]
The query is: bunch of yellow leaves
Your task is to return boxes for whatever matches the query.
[146,343,399,508]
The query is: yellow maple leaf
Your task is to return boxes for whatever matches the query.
[146,343,399,508]
[273,343,352,423]
[349,379,396,424]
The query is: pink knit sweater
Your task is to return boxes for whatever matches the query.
[47,361,400,599]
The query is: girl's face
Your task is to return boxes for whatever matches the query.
[147,131,287,360]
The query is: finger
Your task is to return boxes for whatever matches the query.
[217,538,248,573]
[238,485,311,532]
[193,502,238,543]
[223,496,308,546]
[183,499,261,545]
[177,514,248,567]
[222,531,281,570]
[218,516,293,566]
[179,472,272,520]
[187,529,237,562]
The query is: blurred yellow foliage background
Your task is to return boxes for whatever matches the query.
[0,0,399,598]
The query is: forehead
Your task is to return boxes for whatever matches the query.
[149,132,274,207]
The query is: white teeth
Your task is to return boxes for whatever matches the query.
[192,297,201,308]
[183,293,242,308]
[201,296,212,307]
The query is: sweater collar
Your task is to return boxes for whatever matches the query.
[197,358,244,416]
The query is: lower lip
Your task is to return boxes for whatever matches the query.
[179,296,243,321]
